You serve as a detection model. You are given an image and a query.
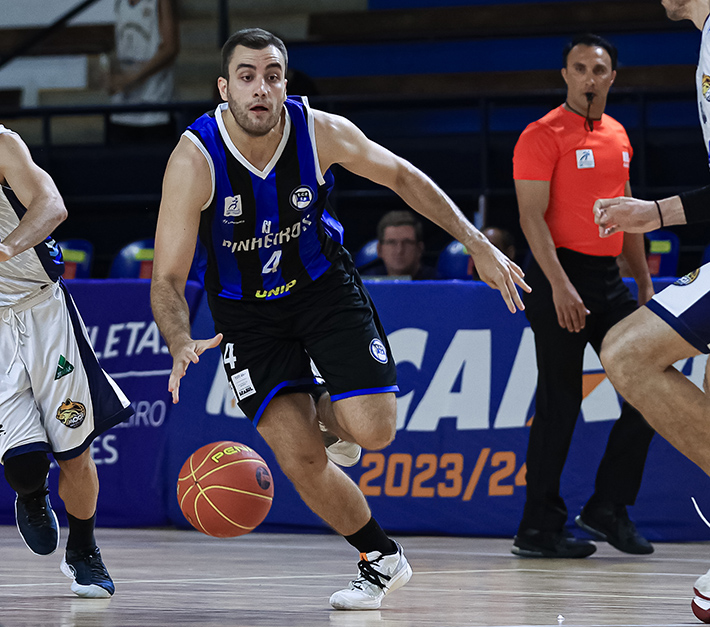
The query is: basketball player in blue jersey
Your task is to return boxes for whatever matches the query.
[151,28,530,611]
[0,126,133,598]
[594,0,710,622]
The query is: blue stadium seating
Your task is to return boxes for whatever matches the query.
[646,230,680,278]
[437,240,472,280]
[354,239,379,268]
[57,239,94,279]
[109,239,155,279]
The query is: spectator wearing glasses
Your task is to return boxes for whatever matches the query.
[360,210,438,280]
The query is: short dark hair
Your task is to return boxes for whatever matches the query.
[376,210,423,242]
[221,28,288,79]
[482,226,515,251]
[562,33,617,71]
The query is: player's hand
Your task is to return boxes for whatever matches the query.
[552,283,589,332]
[168,333,223,404]
[471,241,531,314]
[594,197,659,237]
[107,70,135,95]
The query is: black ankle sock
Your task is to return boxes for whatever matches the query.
[344,517,397,555]
[66,512,97,552]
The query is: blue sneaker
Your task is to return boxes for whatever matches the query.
[61,546,115,598]
[15,485,60,556]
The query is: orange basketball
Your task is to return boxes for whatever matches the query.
[177,441,274,538]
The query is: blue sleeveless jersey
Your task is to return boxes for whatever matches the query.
[185,97,344,301]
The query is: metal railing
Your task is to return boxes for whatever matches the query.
[0,0,105,70]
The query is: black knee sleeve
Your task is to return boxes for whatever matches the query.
[4,451,50,496]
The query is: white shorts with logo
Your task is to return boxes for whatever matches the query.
[0,281,133,463]
[646,262,710,354]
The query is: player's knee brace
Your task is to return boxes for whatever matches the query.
[4,451,50,496]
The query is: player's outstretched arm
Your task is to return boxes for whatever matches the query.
[313,110,530,313]
[151,136,222,403]
[594,195,686,237]
[0,131,67,262]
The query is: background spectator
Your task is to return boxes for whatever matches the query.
[108,0,180,143]
[359,210,438,280]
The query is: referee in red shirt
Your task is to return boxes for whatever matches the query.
[512,34,655,558]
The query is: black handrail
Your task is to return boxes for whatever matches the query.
[0,0,104,70]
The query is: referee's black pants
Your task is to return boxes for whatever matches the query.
[518,248,655,534]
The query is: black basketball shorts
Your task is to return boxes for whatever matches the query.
[208,263,399,424]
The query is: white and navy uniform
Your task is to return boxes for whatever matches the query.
[0,126,133,462]
[646,17,710,353]
[185,98,398,423]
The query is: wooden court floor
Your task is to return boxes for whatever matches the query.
[1,525,708,627]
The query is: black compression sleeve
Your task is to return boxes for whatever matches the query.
[679,185,710,224]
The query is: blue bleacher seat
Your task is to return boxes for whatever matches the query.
[646,230,680,278]
[354,239,379,268]
[109,239,155,279]
[57,239,94,279]
[437,240,472,280]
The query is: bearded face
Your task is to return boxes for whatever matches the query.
[219,44,287,138]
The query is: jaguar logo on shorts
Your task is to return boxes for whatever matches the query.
[369,339,388,364]
[0,424,5,436]
[290,185,314,211]
[674,269,700,286]
[703,74,710,102]
[55,398,87,429]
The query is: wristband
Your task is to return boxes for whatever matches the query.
[654,200,664,228]
[679,185,710,225]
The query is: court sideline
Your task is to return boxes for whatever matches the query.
[1,527,707,626]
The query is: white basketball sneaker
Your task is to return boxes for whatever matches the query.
[330,542,412,610]
[692,568,710,623]
[319,422,361,467]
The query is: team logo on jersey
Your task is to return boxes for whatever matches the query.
[622,151,630,168]
[674,269,700,286]
[369,339,388,364]
[703,74,710,101]
[290,186,314,211]
[576,149,595,169]
[55,398,86,429]
[230,369,256,401]
[224,195,243,217]
[54,355,74,380]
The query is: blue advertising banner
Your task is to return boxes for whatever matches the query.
[0,279,203,528]
[166,278,710,542]
[5,277,707,541]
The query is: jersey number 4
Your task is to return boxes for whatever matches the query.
[262,250,282,274]
[223,343,237,369]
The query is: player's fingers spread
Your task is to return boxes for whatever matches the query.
[502,290,516,314]
[172,382,180,404]
[513,272,531,293]
[184,348,199,364]
[168,374,180,404]
[510,281,526,311]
